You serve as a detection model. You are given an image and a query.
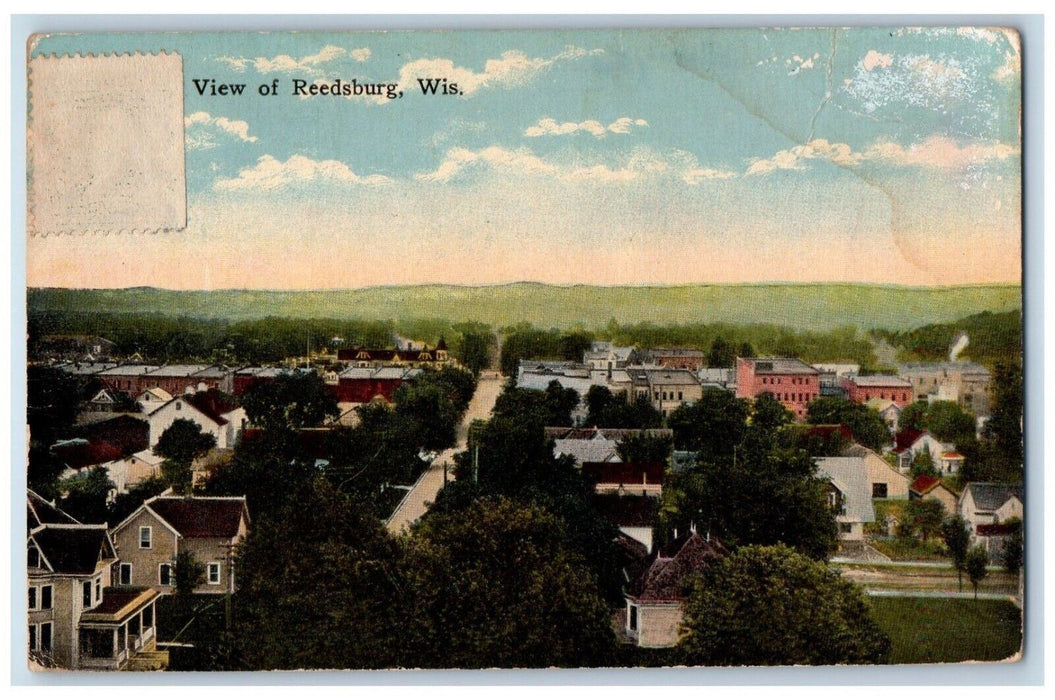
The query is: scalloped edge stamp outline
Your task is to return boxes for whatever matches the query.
[27,39,186,236]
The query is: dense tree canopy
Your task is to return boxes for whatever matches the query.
[805,397,891,452]
[402,497,616,668]
[232,478,405,670]
[241,371,339,433]
[667,389,750,457]
[583,386,662,429]
[658,393,837,560]
[155,419,217,493]
[679,545,891,665]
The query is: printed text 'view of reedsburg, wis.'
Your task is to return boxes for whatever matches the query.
[25,27,1023,672]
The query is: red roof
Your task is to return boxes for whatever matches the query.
[804,424,853,441]
[910,474,943,495]
[943,451,965,459]
[51,440,124,469]
[184,389,240,426]
[894,429,926,453]
[148,497,247,538]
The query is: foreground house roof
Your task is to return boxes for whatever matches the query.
[30,524,116,576]
[628,532,727,603]
[142,496,249,539]
[27,489,79,530]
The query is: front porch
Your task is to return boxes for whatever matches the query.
[79,587,162,670]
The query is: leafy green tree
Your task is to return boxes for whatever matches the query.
[155,419,217,494]
[559,330,594,362]
[584,386,662,429]
[925,401,977,445]
[966,544,990,599]
[1001,517,1023,575]
[659,394,837,560]
[805,397,890,452]
[707,336,734,368]
[679,544,891,665]
[615,433,673,463]
[901,499,946,542]
[173,551,207,597]
[457,331,493,376]
[402,496,615,668]
[394,366,477,450]
[898,401,929,433]
[232,478,404,670]
[667,389,750,459]
[322,404,427,515]
[982,362,1023,475]
[57,466,115,524]
[941,515,971,591]
[910,450,939,478]
[241,371,338,433]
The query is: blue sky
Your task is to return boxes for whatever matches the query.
[28,28,1021,289]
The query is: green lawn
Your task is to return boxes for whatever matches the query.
[868,597,1022,664]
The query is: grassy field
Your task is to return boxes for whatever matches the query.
[868,597,1022,664]
[27,283,1021,332]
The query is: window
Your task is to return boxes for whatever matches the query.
[41,585,52,610]
[95,577,101,601]
[176,401,182,411]
[28,586,37,610]
[29,625,37,652]
[28,546,39,568]
[139,526,152,549]
[827,491,838,508]
[678,391,683,400]
[82,580,93,607]
[628,605,638,631]
[159,563,173,586]
[40,622,52,653]
[207,562,221,585]
[840,523,854,534]
[119,563,132,585]
[872,483,888,499]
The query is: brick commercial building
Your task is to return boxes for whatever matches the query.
[843,374,914,406]
[735,357,820,421]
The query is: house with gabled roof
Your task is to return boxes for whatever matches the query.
[146,389,247,449]
[841,443,910,499]
[623,531,727,648]
[110,495,249,595]
[27,492,161,670]
[908,475,958,514]
[891,429,962,474]
[815,457,876,543]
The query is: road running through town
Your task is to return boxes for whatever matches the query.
[386,371,504,533]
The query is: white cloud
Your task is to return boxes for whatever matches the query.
[746,135,1018,175]
[417,144,732,186]
[350,47,371,62]
[217,45,347,75]
[184,111,258,150]
[524,117,648,138]
[215,154,391,191]
[861,50,893,72]
[859,136,1018,169]
[395,45,602,97]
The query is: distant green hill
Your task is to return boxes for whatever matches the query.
[27,283,1021,332]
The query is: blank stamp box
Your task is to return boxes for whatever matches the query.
[27,47,186,235]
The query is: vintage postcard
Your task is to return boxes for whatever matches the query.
[24,27,1023,673]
